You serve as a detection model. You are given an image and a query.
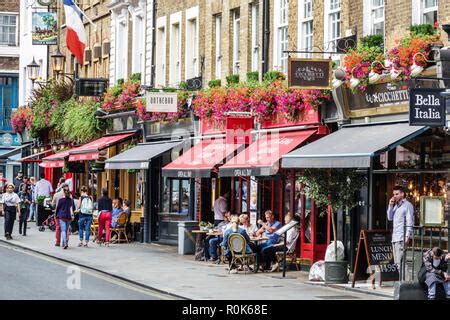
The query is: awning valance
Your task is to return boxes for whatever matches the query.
[18,149,53,163]
[105,141,182,170]
[162,138,243,178]
[40,150,71,168]
[68,133,136,162]
[282,122,428,168]
[219,130,316,177]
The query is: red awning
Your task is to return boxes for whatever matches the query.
[18,149,53,163]
[40,150,71,168]
[162,138,243,178]
[68,133,135,162]
[219,130,316,177]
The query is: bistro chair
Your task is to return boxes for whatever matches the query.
[227,233,257,274]
[110,212,129,244]
[90,218,99,243]
[275,232,300,271]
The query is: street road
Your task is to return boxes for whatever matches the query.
[0,243,178,300]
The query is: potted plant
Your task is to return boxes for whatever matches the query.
[298,169,367,283]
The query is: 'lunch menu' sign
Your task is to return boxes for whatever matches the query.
[409,88,446,126]
[288,58,332,89]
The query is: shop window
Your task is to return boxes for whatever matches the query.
[161,177,190,214]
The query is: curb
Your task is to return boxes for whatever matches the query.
[0,239,189,300]
[303,281,394,299]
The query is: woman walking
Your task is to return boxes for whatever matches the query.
[55,186,75,249]
[18,184,32,236]
[77,186,94,247]
[1,184,21,240]
[97,188,112,246]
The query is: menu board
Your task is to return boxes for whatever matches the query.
[352,230,399,287]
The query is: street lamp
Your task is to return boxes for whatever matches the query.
[51,47,65,74]
[27,57,40,84]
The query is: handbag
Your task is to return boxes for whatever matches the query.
[417,263,427,284]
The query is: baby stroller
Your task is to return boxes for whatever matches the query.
[39,213,56,232]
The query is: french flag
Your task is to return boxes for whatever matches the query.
[63,0,87,65]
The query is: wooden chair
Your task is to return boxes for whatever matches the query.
[275,232,301,271]
[110,212,129,244]
[90,218,99,242]
[227,233,257,274]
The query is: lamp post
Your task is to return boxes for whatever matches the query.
[51,47,65,75]
[27,57,40,85]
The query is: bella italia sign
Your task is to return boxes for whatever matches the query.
[145,91,178,113]
[409,88,446,126]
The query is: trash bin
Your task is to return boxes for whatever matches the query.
[178,221,198,255]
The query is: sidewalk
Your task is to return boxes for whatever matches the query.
[0,220,392,300]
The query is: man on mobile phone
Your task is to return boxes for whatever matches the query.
[387,185,414,272]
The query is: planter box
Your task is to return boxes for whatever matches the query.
[261,108,320,129]
[324,261,349,284]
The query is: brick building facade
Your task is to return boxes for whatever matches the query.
[49,0,111,80]
[147,0,450,89]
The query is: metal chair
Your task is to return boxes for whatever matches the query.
[228,233,257,274]
[110,212,129,244]
[275,232,300,271]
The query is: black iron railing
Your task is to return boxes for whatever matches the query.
[401,216,449,282]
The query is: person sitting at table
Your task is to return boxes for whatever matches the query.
[205,211,231,262]
[239,214,258,237]
[261,212,300,272]
[221,215,253,273]
[110,198,123,228]
[255,210,281,270]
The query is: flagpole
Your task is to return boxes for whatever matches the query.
[73,2,97,30]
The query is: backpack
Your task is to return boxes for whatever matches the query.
[80,196,93,215]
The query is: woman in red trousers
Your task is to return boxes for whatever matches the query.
[96,188,112,246]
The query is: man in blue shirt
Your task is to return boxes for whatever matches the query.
[387,185,414,271]
[256,210,281,245]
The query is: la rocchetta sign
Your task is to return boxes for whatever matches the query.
[409,88,446,126]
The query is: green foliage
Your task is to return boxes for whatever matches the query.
[410,24,437,36]
[62,100,103,144]
[130,73,141,82]
[263,70,286,83]
[179,81,188,90]
[29,79,74,138]
[208,79,221,88]
[116,78,124,85]
[297,169,367,212]
[226,74,239,86]
[246,71,259,82]
[360,34,384,49]
[161,87,177,92]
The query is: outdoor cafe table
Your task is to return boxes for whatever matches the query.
[191,230,222,261]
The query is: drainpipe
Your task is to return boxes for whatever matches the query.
[150,0,157,88]
[262,0,270,75]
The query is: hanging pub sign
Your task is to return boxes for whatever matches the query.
[75,78,108,97]
[32,12,57,45]
[352,230,399,288]
[226,116,254,145]
[409,88,446,126]
[145,91,178,113]
[288,57,332,89]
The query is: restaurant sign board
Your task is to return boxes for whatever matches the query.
[226,116,254,145]
[76,78,108,97]
[288,58,332,89]
[409,88,446,126]
[145,91,178,113]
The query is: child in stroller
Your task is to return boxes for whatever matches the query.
[39,213,56,232]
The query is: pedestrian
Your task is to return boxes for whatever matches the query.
[387,185,414,272]
[19,175,30,193]
[27,176,36,222]
[1,184,21,240]
[18,183,32,236]
[421,247,450,300]
[55,186,75,249]
[213,191,229,226]
[13,171,24,193]
[0,172,7,189]
[55,177,66,194]
[52,183,68,246]
[77,186,94,247]
[97,188,112,246]
[35,172,54,226]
